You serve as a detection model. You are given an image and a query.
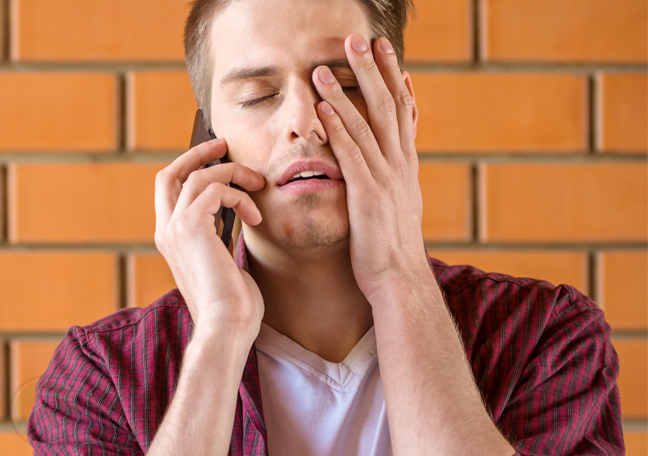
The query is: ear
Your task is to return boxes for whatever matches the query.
[401,70,418,138]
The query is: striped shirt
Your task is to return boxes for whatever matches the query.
[28,239,623,455]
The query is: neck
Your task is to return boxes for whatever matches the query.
[244,230,374,363]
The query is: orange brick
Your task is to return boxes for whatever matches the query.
[128,71,197,151]
[0,433,32,456]
[428,250,588,292]
[481,164,648,242]
[11,0,187,61]
[0,343,5,420]
[128,253,176,308]
[10,340,61,421]
[8,163,164,243]
[598,73,648,153]
[419,163,471,241]
[625,431,648,456]
[613,339,648,418]
[482,0,648,63]
[0,166,4,241]
[0,252,117,331]
[598,251,648,331]
[404,0,472,62]
[0,73,117,151]
[412,73,588,152]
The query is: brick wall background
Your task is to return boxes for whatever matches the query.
[0,0,646,454]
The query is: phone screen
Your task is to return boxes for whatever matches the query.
[189,109,236,247]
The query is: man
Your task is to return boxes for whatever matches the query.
[29,0,623,454]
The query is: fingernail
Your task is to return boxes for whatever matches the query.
[380,38,394,54]
[318,66,336,84]
[351,35,368,54]
[320,102,335,116]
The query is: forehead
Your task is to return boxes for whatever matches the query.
[210,0,371,80]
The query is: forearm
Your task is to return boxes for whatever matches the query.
[147,327,251,456]
[371,267,516,456]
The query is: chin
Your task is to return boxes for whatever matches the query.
[258,195,350,253]
[275,217,349,253]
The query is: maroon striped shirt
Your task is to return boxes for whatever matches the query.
[28,242,624,455]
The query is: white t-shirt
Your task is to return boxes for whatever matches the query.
[255,323,392,456]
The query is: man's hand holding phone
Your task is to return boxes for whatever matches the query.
[149,138,266,456]
[154,137,266,344]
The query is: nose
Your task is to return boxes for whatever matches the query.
[282,78,328,146]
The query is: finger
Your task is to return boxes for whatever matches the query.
[179,183,263,229]
[317,101,375,193]
[344,34,402,164]
[154,138,228,236]
[169,138,228,183]
[175,163,265,215]
[313,65,388,180]
[373,37,417,163]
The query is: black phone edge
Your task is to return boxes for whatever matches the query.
[190,109,237,248]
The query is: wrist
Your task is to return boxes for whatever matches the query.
[190,322,258,360]
[365,260,439,310]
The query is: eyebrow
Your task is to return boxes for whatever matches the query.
[219,58,354,88]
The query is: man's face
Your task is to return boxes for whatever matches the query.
[209,0,372,252]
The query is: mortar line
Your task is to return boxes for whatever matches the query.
[611,331,648,339]
[0,241,645,251]
[0,61,647,72]
[587,73,597,154]
[622,419,648,432]
[2,340,9,424]
[470,162,480,242]
[2,0,9,62]
[118,253,128,310]
[588,250,598,303]
[472,0,481,64]
[0,165,7,245]
[0,152,646,164]
[117,73,128,153]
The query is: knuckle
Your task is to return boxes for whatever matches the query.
[332,121,347,134]
[398,90,414,112]
[363,59,378,74]
[154,232,165,250]
[351,118,373,142]
[331,88,347,102]
[184,170,203,187]
[206,181,224,194]
[155,169,169,186]
[379,94,397,119]
[346,144,364,165]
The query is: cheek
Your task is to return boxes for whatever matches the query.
[213,113,273,169]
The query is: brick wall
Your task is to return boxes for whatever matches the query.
[0,0,646,454]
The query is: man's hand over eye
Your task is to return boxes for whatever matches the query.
[312,34,428,304]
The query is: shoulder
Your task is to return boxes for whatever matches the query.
[63,288,192,366]
[430,255,599,316]
[428,256,608,354]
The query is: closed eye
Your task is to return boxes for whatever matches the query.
[241,86,362,109]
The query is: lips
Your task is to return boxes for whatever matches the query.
[277,160,344,187]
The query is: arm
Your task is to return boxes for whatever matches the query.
[28,327,143,455]
[311,34,515,455]
[370,270,516,456]
[146,327,252,455]
[147,139,266,455]
[29,141,266,456]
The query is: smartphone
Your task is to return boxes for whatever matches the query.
[189,109,237,248]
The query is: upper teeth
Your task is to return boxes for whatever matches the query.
[291,171,324,179]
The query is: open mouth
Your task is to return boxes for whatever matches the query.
[285,171,332,185]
